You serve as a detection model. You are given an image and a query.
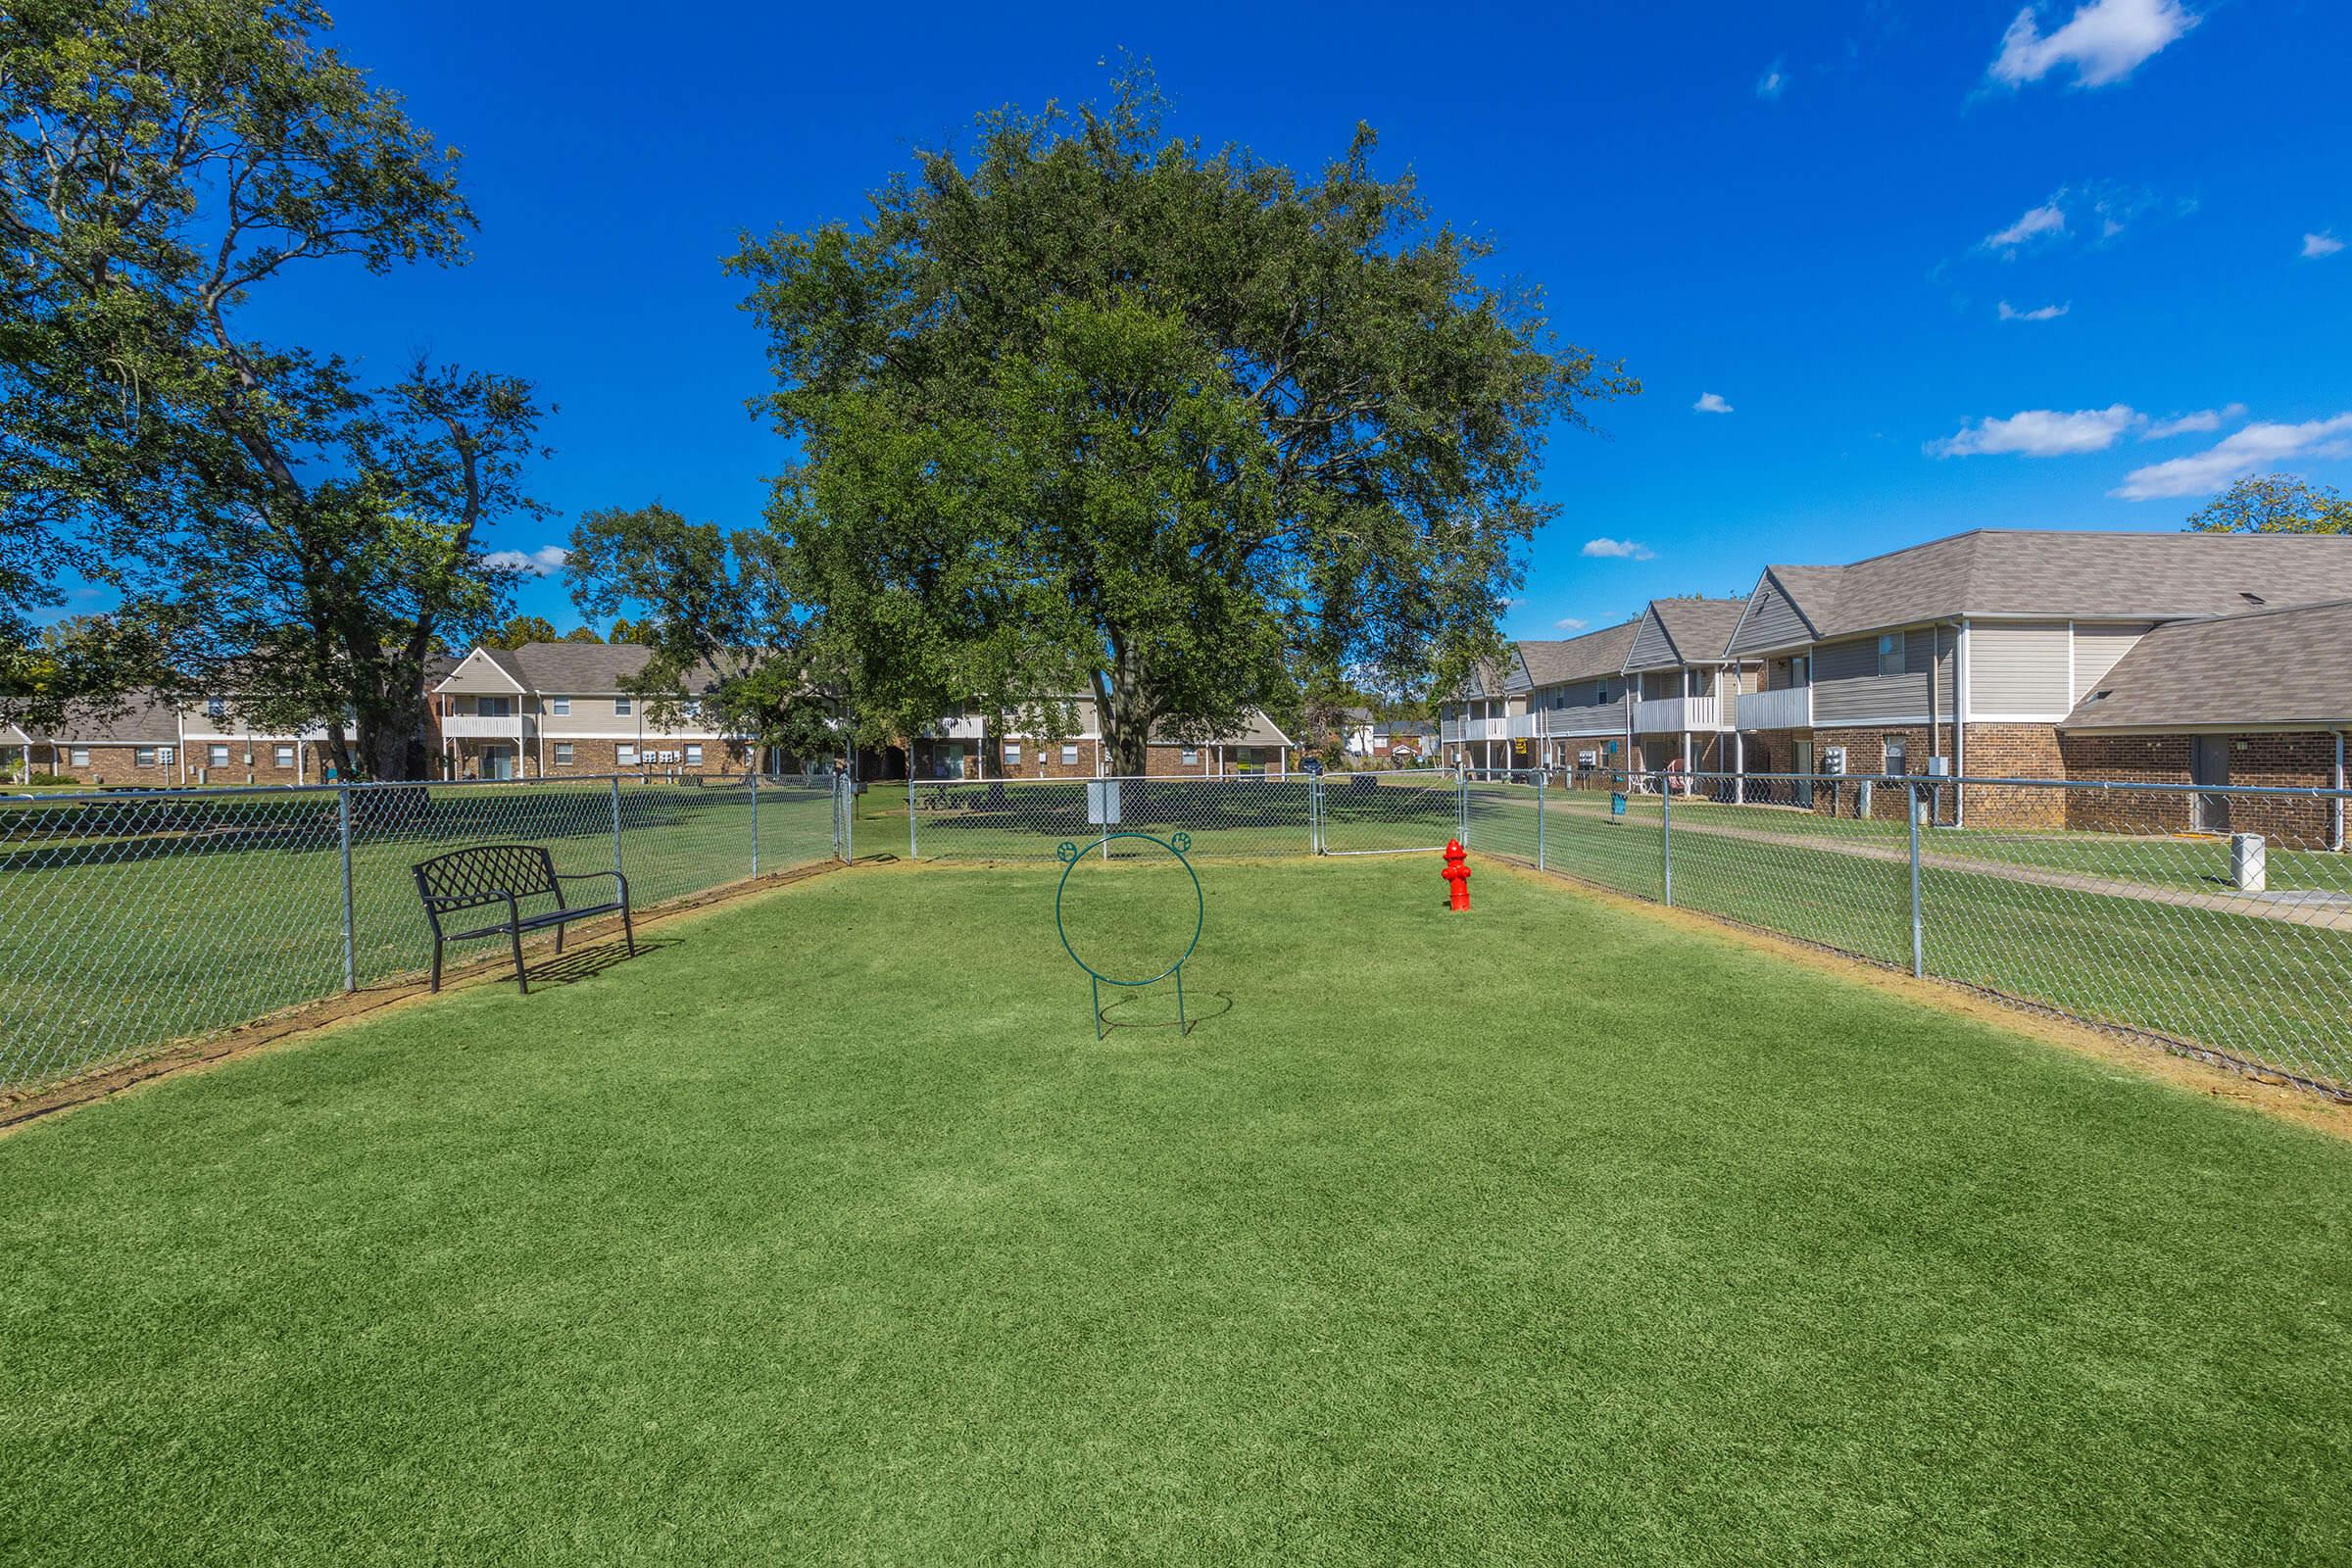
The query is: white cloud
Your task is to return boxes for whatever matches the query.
[1553,616,1590,632]
[1988,0,2197,90]
[2112,413,2352,500]
[1983,201,2068,251]
[2139,403,2245,440]
[1582,538,1655,561]
[2304,232,2345,259]
[1755,63,1786,99]
[1928,405,2140,458]
[1692,391,1735,414]
[1997,300,2071,321]
[484,545,569,577]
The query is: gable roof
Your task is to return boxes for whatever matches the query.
[1517,617,1642,687]
[1730,529,2352,654]
[50,691,182,744]
[1626,597,1748,670]
[2060,599,2352,732]
[440,642,732,695]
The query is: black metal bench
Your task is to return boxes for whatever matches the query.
[412,844,632,995]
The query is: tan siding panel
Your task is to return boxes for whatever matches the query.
[1728,575,1811,656]
[1814,634,1934,723]
[1627,610,1680,670]
[2072,621,2154,700]
[1971,620,2073,715]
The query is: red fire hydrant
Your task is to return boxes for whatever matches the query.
[1442,839,1471,911]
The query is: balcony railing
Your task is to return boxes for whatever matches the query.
[441,713,534,740]
[1633,695,1721,734]
[1735,685,1812,731]
[1543,703,1626,738]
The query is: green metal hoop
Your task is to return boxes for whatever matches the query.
[1054,832,1204,988]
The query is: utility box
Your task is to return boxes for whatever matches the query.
[2231,832,2267,893]
[1820,746,1847,776]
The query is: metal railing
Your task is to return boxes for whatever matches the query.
[0,772,848,1097]
[1526,768,2352,1100]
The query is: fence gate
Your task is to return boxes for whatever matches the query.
[1314,768,1463,857]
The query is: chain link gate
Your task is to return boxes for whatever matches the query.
[1311,767,1466,856]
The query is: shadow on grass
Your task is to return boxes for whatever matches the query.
[1098,986,1235,1038]
[520,936,681,990]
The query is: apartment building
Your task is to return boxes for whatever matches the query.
[1722,529,2352,826]
[911,698,1297,779]
[433,643,758,779]
[1623,597,1754,776]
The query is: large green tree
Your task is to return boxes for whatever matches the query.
[698,71,1631,773]
[0,0,546,774]
[2186,473,2352,535]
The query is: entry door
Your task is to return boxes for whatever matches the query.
[2191,736,2230,833]
[482,745,515,781]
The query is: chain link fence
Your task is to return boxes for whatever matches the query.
[13,760,2349,1106]
[0,773,846,1097]
[1530,769,2352,1100]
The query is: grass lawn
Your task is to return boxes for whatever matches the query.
[0,779,837,1093]
[4,857,2350,1563]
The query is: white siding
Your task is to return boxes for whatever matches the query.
[2071,622,2154,703]
[1969,621,2073,716]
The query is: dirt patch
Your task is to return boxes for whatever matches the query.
[0,858,850,1137]
[1483,854,2352,1146]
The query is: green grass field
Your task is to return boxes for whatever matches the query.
[1454,783,2352,1091]
[4,858,2350,1564]
[0,779,838,1092]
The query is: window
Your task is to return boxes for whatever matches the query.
[1060,744,1079,766]
[554,743,574,766]
[1878,631,1904,677]
[71,747,90,768]
[616,744,638,766]
[478,695,514,718]
[1686,669,1705,698]
[1003,742,1022,765]
[613,696,632,716]
[682,699,703,719]
[207,744,229,768]
[1181,748,1199,765]
[274,745,294,768]
[205,697,225,719]
[550,697,570,715]
[135,746,157,767]
[1885,735,1908,776]
[684,744,703,766]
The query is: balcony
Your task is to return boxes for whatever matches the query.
[1504,712,1544,740]
[1461,715,1507,741]
[1439,718,1463,743]
[442,713,535,740]
[1633,695,1720,734]
[1544,704,1625,738]
[1735,685,1811,731]
[927,715,988,740]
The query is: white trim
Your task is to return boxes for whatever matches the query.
[1969,711,2076,723]
[433,647,526,695]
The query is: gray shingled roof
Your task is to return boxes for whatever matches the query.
[452,642,733,694]
[52,691,182,743]
[1518,618,1642,686]
[2061,599,2352,731]
[1149,709,1295,748]
[1741,529,2352,651]
[1630,597,1748,670]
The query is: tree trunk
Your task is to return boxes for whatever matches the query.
[1094,645,1152,778]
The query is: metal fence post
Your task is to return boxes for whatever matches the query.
[750,771,760,879]
[337,784,356,994]
[1908,781,1925,978]
[1537,767,1547,871]
[1660,778,1674,906]
[907,770,918,862]
[611,775,623,879]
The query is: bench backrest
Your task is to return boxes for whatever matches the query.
[412,844,563,912]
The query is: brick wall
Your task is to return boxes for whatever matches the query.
[50,744,175,788]
[517,736,754,779]
[1959,722,2068,828]
[2059,731,2340,846]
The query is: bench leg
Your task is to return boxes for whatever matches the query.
[429,940,443,994]
[511,923,528,996]
[555,922,564,956]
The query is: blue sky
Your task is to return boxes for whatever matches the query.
[233,0,2349,640]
